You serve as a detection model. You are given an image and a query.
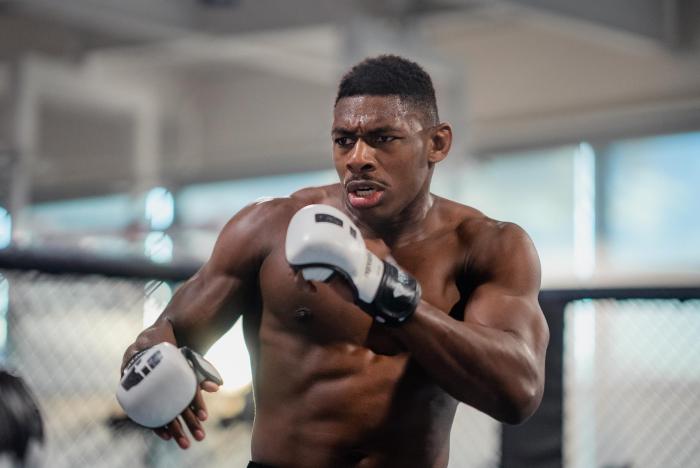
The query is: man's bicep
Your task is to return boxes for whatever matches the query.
[463,223,547,350]
[161,203,272,351]
[464,284,544,349]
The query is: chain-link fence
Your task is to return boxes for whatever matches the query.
[0,270,253,468]
[6,260,696,468]
[564,298,700,468]
[0,268,501,468]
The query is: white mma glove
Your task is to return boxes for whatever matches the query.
[116,342,223,428]
[285,204,421,326]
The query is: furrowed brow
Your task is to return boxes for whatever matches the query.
[365,126,400,135]
[331,127,355,136]
[332,125,400,136]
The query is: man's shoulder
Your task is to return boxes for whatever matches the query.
[432,198,538,285]
[289,183,342,205]
[434,196,532,255]
[210,185,342,268]
[223,184,342,230]
[433,196,492,236]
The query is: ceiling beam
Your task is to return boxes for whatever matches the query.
[506,0,699,49]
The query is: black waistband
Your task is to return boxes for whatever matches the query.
[247,462,278,468]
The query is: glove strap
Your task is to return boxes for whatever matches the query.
[364,262,421,326]
[180,347,224,386]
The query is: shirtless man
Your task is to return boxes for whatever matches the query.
[120,55,549,468]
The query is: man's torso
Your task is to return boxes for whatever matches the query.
[238,185,489,467]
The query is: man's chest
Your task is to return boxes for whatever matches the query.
[257,233,464,345]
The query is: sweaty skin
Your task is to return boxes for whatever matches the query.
[122,95,549,468]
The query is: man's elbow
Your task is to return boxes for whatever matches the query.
[499,375,544,425]
[500,329,548,424]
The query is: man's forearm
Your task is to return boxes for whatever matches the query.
[390,301,544,424]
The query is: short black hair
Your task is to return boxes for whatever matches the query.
[335,55,439,125]
[0,370,44,462]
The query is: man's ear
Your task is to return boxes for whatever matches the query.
[428,123,452,165]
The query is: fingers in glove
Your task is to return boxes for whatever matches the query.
[325,275,355,303]
[166,418,190,449]
[201,380,220,394]
[153,427,171,441]
[182,407,205,441]
[293,269,324,292]
[192,388,209,421]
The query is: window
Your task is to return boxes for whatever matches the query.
[603,132,700,272]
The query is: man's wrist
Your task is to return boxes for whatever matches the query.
[362,261,421,326]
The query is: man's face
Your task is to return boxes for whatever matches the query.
[332,95,434,220]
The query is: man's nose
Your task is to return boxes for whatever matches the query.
[346,139,376,173]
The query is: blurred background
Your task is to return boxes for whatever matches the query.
[0,1,699,467]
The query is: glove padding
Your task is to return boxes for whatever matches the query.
[116,342,223,428]
[285,204,421,326]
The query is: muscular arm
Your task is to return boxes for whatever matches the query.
[119,201,277,448]
[391,222,549,424]
[122,202,269,369]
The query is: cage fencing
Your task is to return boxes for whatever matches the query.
[1,248,698,468]
[563,298,700,468]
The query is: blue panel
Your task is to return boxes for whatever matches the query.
[605,132,700,269]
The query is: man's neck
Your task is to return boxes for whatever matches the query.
[350,192,435,248]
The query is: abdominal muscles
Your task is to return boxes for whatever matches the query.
[250,324,456,467]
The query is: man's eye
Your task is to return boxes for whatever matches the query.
[334,137,355,147]
[372,135,396,144]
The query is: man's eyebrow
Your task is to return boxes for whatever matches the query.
[331,125,400,135]
[365,126,401,134]
[331,127,354,135]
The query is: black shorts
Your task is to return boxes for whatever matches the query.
[247,462,277,468]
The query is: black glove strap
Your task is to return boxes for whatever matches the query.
[366,262,421,326]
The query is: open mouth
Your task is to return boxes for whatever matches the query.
[353,185,379,197]
[346,180,385,208]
